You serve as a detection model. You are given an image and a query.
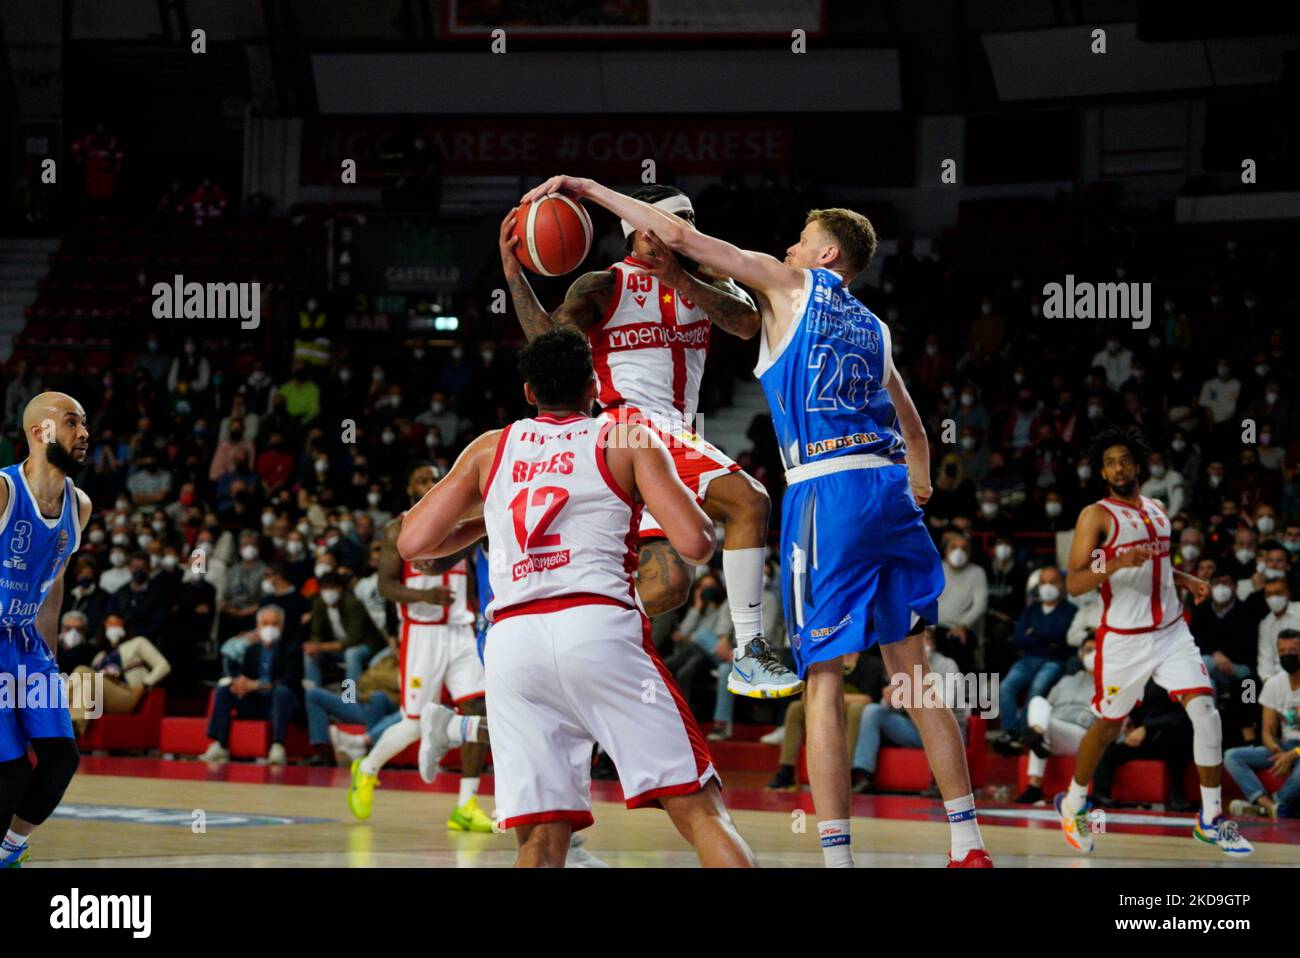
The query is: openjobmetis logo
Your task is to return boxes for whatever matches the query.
[49,888,152,938]
[152,274,260,329]
[1040,275,1151,329]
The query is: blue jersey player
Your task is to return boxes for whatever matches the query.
[522,175,992,868]
[1,392,92,867]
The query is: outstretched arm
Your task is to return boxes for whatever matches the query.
[640,231,760,339]
[397,432,498,562]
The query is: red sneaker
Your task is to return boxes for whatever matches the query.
[947,849,994,868]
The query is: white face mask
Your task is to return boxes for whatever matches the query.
[161,554,178,570]
[1257,516,1276,535]
[960,394,974,408]
[947,549,968,569]
[1082,651,1096,673]
[1171,439,1186,453]
[1180,544,1201,562]
[980,502,998,518]
[259,625,281,644]
[960,436,975,451]
[296,522,311,536]
[381,431,395,445]
[109,551,127,567]
[1266,594,1289,614]
[338,520,354,536]
[1211,584,1234,605]
[1235,549,1255,566]
[63,628,84,648]
[1077,464,1092,481]
[367,492,381,507]
[261,579,276,595]
[106,625,126,645]
[1263,567,1287,581]
[315,459,329,475]
[1039,583,1060,603]
[88,529,105,544]
[314,563,331,579]
[321,589,341,606]
[1149,464,1166,478]
[1208,474,1222,488]
[1045,501,1063,517]
[240,544,259,561]
[287,540,304,556]
[994,543,1013,562]
[137,533,153,549]
[261,512,276,529]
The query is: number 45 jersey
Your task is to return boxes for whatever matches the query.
[481,414,644,621]
[755,267,905,471]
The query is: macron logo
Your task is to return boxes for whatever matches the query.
[50,888,152,939]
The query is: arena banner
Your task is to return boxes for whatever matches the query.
[443,0,826,38]
[333,219,498,294]
[301,115,912,183]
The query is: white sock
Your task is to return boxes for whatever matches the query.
[818,819,854,867]
[722,547,765,657]
[458,776,479,806]
[944,793,985,859]
[361,717,420,776]
[1201,785,1222,824]
[446,714,481,746]
[1062,778,1090,817]
[3,829,28,852]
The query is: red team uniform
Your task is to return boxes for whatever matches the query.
[481,413,718,831]
[397,541,484,719]
[588,255,740,539]
[1091,494,1213,720]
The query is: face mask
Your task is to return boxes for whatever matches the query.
[63,629,84,648]
[1211,584,1233,605]
[367,492,381,507]
[381,431,395,445]
[947,549,968,569]
[76,575,94,589]
[110,551,127,567]
[1086,405,1103,420]
[372,369,384,383]
[137,534,153,549]
[151,518,166,532]
[1149,464,1166,479]
[1170,370,1183,381]
[1280,654,1300,675]
[980,303,992,316]
[960,436,975,451]
[106,625,126,645]
[113,533,130,547]
[1257,516,1276,535]
[338,520,354,536]
[161,555,178,570]
[89,529,105,544]
[338,368,352,383]
[925,344,939,357]
[1266,595,1289,614]
[259,625,281,645]
[481,350,494,364]
[261,512,275,528]
[412,348,425,361]
[1208,475,1222,488]
[425,432,437,448]
[1082,651,1096,673]
[287,540,304,557]
[1218,366,1231,379]
[1264,567,1287,581]
[960,394,974,408]
[1077,465,1092,481]
[980,502,998,518]
[1266,391,1279,405]
[941,385,955,400]
[113,514,128,527]
[1045,501,1063,517]
[700,586,723,604]
[1234,548,1255,566]
[240,544,259,561]
[326,536,340,549]
[1286,541,1300,556]
[272,536,286,550]
[314,563,331,579]
[296,522,311,536]
[994,543,1013,562]
[1171,439,1186,453]
[452,347,464,362]
[1039,583,1060,603]
[1180,544,1201,562]
[315,459,329,475]
[131,569,148,583]
[321,589,341,606]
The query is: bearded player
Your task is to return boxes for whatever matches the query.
[500,185,801,700]
[1,393,92,867]
[518,175,991,867]
[347,462,494,833]
[397,328,754,867]
[1058,426,1251,856]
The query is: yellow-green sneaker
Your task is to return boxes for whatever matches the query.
[447,795,495,833]
[348,758,379,821]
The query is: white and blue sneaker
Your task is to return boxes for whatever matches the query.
[727,637,804,699]
[1,839,29,868]
[1193,812,1254,856]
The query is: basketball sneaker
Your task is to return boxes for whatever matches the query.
[565,833,610,868]
[947,849,994,868]
[1193,813,1254,856]
[419,702,456,784]
[448,795,495,833]
[1054,791,1094,853]
[348,758,379,821]
[727,637,803,699]
[1,841,29,868]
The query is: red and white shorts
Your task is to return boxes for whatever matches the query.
[484,598,719,831]
[1092,617,1212,720]
[602,405,740,541]
[399,621,485,720]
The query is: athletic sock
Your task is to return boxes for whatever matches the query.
[944,794,985,860]
[445,714,481,746]
[2,829,28,854]
[722,547,765,658]
[818,819,854,867]
[1062,778,1090,817]
[1201,785,1222,824]
[458,777,480,806]
[360,718,420,777]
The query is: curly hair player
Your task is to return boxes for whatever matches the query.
[1059,425,1251,856]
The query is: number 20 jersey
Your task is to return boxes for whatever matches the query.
[481,414,642,621]
[755,268,904,470]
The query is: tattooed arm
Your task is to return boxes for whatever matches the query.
[636,230,760,339]
[499,207,612,340]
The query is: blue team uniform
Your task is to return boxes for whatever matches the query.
[0,463,80,760]
[756,268,944,677]
[473,544,493,664]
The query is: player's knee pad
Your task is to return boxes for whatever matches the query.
[14,738,79,826]
[1185,695,1222,766]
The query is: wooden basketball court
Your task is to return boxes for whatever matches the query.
[25,757,1299,868]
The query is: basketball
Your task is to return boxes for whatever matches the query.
[513,192,593,276]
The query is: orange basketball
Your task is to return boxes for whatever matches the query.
[513,192,593,277]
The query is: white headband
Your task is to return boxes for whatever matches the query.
[621,194,695,239]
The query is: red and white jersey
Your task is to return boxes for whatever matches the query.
[589,256,711,423]
[1095,495,1183,634]
[397,511,474,626]
[482,414,642,620]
